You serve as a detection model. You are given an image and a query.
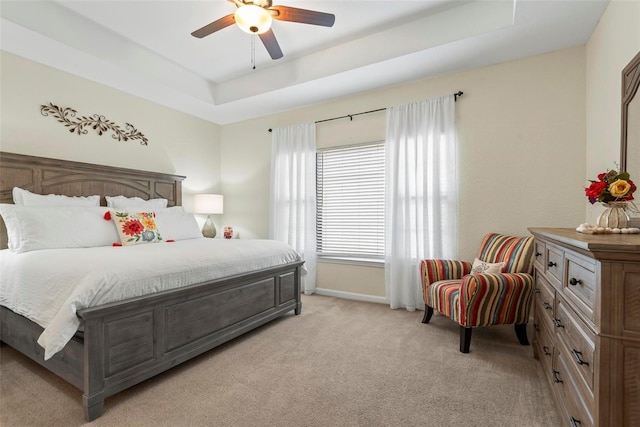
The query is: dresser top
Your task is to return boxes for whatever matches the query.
[529,227,640,260]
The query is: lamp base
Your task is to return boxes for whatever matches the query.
[202,215,217,238]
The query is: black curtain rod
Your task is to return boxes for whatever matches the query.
[268,91,463,132]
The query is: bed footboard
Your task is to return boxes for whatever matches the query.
[80,261,303,421]
[3,261,303,421]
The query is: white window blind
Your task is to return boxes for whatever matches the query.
[316,141,385,259]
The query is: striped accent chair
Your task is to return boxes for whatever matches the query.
[420,233,535,353]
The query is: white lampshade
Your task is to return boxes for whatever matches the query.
[234,5,272,34]
[193,194,224,214]
[193,194,223,239]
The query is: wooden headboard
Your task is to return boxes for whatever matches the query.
[0,151,186,248]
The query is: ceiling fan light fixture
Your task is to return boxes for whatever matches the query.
[234,5,272,34]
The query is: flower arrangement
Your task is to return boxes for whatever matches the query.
[585,170,636,204]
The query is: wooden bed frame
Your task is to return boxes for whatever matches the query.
[0,152,303,421]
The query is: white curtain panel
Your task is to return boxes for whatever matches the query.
[269,123,317,294]
[384,95,458,310]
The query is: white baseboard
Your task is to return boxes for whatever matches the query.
[313,288,388,305]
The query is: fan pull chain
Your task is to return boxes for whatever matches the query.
[251,35,256,70]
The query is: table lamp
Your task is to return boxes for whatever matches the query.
[193,194,224,238]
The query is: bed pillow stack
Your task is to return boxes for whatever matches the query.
[0,188,203,253]
[1,205,122,253]
[105,196,203,244]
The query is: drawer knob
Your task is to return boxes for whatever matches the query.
[553,318,565,328]
[543,302,552,311]
[533,323,540,332]
[548,261,557,267]
[535,251,542,257]
[552,369,563,384]
[542,346,551,356]
[571,349,589,366]
[569,278,583,286]
[570,417,582,427]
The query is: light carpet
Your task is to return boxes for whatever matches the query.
[0,294,561,426]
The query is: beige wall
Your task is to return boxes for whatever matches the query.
[0,52,222,225]
[585,0,640,223]
[221,47,587,300]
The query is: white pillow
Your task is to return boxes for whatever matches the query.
[106,195,168,209]
[470,258,505,274]
[154,211,203,241]
[13,187,100,206]
[155,206,186,214]
[2,206,120,253]
[0,204,21,250]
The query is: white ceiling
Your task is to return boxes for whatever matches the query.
[1,0,609,125]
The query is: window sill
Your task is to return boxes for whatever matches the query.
[317,256,384,268]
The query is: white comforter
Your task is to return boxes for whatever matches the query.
[0,238,302,360]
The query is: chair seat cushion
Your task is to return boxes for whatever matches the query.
[428,279,461,321]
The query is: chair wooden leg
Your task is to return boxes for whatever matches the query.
[460,326,472,353]
[422,306,434,324]
[515,323,529,345]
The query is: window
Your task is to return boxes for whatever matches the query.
[316,141,385,261]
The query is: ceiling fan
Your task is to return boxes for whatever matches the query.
[191,0,335,60]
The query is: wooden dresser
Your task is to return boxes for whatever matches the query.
[528,228,640,427]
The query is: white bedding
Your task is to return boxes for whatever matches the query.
[0,238,302,360]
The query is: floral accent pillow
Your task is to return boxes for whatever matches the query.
[111,211,163,245]
[470,258,505,274]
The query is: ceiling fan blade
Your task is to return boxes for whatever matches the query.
[259,28,283,60]
[270,5,335,27]
[191,14,235,38]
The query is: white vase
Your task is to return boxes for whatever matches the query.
[597,202,629,228]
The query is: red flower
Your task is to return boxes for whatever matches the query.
[627,180,637,201]
[122,219,144,236]
[585,181,606,203]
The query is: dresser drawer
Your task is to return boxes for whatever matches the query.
[556,299,596,391]
[535,274,555,326]
[545,245,564,290]
[564,253,596,323]
[534,314,554,374]
[534,240,546,270]
[555,340,594,427]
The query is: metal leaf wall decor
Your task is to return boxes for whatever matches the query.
[40,102,148,146]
